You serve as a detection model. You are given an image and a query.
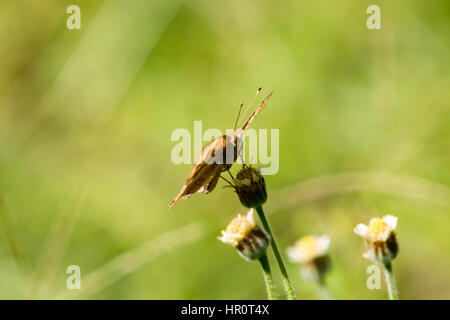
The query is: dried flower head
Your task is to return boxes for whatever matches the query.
[218,209,270,261]
[287,235,331,283]
[233,165,267,208]
[354,215,399,265]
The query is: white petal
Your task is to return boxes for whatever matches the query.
[382,215,398,230]
[286,246,308,263]
[246,209,255,223]
[286,246,299,262]
[218,231,235,246]
[316,235,331,255]
[353,224,368,238]
[362,251,371,261]
[218,235,228,244]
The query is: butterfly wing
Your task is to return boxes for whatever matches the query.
[169,164,222,209]
[169,136,229,209]
[240,92,272,132]
[199,171,220,194]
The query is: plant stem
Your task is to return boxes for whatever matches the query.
[255,206,296,300]
[258,254,276,300]
[383,262,399,300]
[317,275,331,300]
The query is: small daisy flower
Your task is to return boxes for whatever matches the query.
[354,215,399,265]
[287,235,331,283]
[287,235,330,264]
[218,209,270,261]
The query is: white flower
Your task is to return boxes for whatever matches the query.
[353,215,398,242]
[354,215,399,264]
[286,235,331,264]
[218,209,269,261]
[218,209,256,247]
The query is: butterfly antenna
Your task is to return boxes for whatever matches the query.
[237,86,262,128]
[233,102,244,131]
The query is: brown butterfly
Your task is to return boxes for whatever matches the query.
[169,88,272,210]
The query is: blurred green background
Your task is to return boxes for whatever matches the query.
[0,0,449,299]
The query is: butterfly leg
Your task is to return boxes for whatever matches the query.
[227,169,234,181]
[219,174,235,188]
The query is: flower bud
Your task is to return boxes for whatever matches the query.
[233,166,267,208]
[354,215,399,265]
[218,209,270,261]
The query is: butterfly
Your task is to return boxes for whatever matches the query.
[169,87,272,210]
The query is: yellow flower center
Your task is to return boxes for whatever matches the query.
[296,236,320,257]
[367,218,389,241]
[225,214,255,239]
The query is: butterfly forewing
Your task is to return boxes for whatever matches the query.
[169,136,230,209]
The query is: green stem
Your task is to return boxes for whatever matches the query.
[317,276,331,300]
[255,206,296,300]
[258,254,276,300]
[383,262,399,300]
